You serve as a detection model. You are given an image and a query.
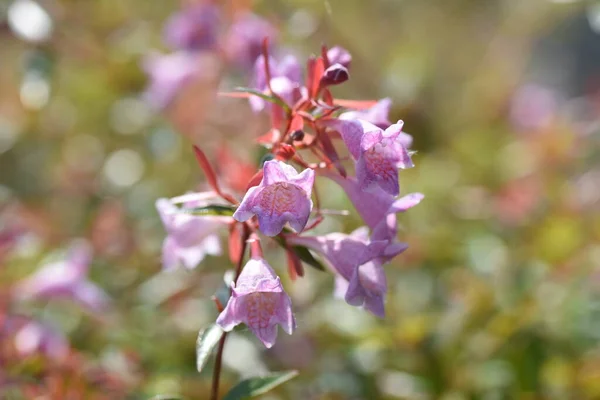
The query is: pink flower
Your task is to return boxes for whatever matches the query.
[142,51,203,110]
[216,257,296,348]
[13,240,110,313]
[287,229,390,317]
[249,54,303,112]
[156,193,231,271]
[233,160,315,236]
[324,172,423,229]
[355,120,413,196]
[326,119,413,196]
[225,13,277,70]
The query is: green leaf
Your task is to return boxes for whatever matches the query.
[181,204,236,217]
[196,324,224,373]
[273,233,326,272]
[149,396,183,400]
[290,245,325,271]
[234,87,291,112]
[223,371,299,400]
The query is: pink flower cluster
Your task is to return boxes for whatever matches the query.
[152,3,422,349]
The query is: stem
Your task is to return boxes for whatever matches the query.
[210,225,250,400]
[210,334,227,400]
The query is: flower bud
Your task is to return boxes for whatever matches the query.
[320,63,349,86]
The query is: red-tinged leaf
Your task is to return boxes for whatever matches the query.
[311,57,325,99]
[334,99,378,109]
[256,129,280,147]
[322,89,334,106]
[289,113,304,133]
[321,44,330,69]
[306,56,316,98]
[316,128,346,177]
[246,169,264,190]
[271,102,286,130]
[193,145,221,195]
[228,223,243,265]
[193,146,238,205]
[217,145,257,194]
[286,248,304,281]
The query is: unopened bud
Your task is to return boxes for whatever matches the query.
[291,130,305,141]
[320,63,349,86]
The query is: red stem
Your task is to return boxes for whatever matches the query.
[210,224,249,400]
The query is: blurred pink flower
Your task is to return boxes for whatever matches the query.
[156,193,231,271]
[249,54,303,112]
[13,240,110,313]
[142,51,203,110]
[13,320,69,361]
[510,84,558,132]
[225,13,277,70]
[327,46,352,69]
[163,4,221,51]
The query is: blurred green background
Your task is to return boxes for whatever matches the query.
[2,0,600,399]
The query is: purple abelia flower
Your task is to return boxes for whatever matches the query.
[249,55,303,112]
[339,98,392,129]
[327,46,352,69]
[355,120,414,196]
[287,229,390,316]
[286,230,386,279]
[163,4,220,51]
[216,257,296,348]
[142,51,202,110]
[327,119,413,195]
[156,193,231,271]
[13,240,110,313]
[372,214,410,263]
[234,160,315,236]
[324,171,423,229]
[225,13,277,70]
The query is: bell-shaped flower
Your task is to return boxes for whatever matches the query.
[163,4,220,51]
[216,257,296,348]
[356,120,413,196]
[13,240,110,313]
[141,51,203,110]
[327,46,352,69]
[249,55,303,113]
[323,171,423,229]
[156,193,231,271]
[326,119,413,196]
[225,13,277,70]
[233,160,315,236]
[286,229,389,317]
